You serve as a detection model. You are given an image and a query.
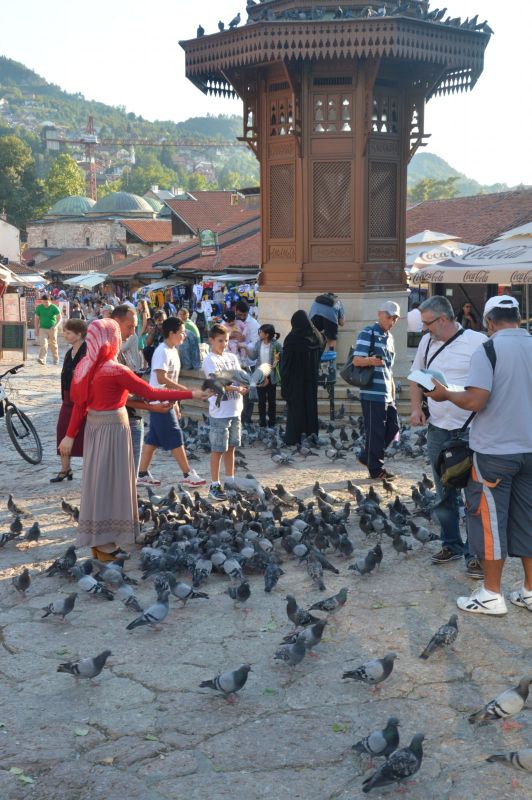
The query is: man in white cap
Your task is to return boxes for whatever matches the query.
[352,300,400,480]
[429,295,532,616]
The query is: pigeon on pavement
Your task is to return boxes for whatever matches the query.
[343,653,397,689]
[225,580,251,607]
[57,650,112,684]
[46,545,77,577]
[12,567,31,594]
[285,594,319,627]
[274,635,306,667]
[126,589,169,630]
[264,560,283,592]
[70,565,114,600]
[349,549,378,576]
[25,522,41,542]
[309,587,348,614]
[486,749,532,773]
[281,619,327,653]
[419,614,458,659]
[353,716,400,761]
[468,677,531,726]
[199,663,252,702]
[42,592,78,621]
[362,733,424,793]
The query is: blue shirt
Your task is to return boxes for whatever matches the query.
[353,323,395,403]
[309,299,344,325]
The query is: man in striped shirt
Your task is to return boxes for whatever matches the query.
[353,301,400,480]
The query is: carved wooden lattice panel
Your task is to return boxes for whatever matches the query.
[269,164,294,240]
[368,161,397,239]
[312,161,352,240]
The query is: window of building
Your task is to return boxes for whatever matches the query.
[86,236,90,246]
[44,238,48,247]
[313,94,352,133]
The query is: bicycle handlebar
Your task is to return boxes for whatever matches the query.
[0,364,24,381]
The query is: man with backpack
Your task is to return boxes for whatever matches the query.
[428,295,532,617]
[410,296,487,577]
[309,292,345,351]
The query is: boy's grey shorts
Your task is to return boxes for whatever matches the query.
[209,416,242,453]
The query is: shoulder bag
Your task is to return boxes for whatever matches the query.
[340,328,376,388]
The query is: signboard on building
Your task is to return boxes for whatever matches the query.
[199,229,218,255]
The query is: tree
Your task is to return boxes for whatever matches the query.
[0,135,44,231]
[121,154,179,195]
[43,153,86,207]
[408,176,460,205]
[217,167,241,190]
[187,172,209,191]
[97,179,122,199]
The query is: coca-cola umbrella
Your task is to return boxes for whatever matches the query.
[410,240,532,285]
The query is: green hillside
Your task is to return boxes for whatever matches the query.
[408,152,509,197]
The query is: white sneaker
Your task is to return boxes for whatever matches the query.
[456,585,508,616]
[180,469,206,487]
[136,471,161,486]
[508,587,532,611]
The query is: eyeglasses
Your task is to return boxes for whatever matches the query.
[422,316,442,327]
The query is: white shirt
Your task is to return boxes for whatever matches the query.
[411,327,488,430]
[203,350,243,419]
[407,308,423,332]
[240,314,260,366]
[192,284,203,302]
[259,342,270,365]
[150,342,180,389]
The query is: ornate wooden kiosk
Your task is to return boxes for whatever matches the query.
[181,1,491,365]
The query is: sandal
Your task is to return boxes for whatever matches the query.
[50,469,73,483]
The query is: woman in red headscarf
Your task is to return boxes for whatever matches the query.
[59,319,208,560]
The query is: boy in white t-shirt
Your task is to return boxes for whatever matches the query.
[137,317,206,488]
[203,324,247,501]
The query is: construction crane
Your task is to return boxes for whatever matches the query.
[43,115,248,200]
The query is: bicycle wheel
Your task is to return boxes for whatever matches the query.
[5,404,43,464]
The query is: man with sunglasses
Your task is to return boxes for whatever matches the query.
[410,296,487,577]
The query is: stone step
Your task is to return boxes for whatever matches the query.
[178,369,411,422]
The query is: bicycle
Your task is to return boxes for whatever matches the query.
[0,364,43,464]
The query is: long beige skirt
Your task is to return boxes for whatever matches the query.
[77,408,139,548]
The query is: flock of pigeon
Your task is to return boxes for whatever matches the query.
[197,4,493,37]
[3,412,531,792]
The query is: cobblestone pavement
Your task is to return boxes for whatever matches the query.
[0,345,531,799]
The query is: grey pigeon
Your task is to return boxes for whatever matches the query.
[225,580,251,606]
[42,592,77,621]
[46,545,77,577]
[70,565,114,600]
[8,494,28,516]
[362,733,424,793]
[486,749,532,773]
[419,614,458,659]
[307,554,326,591]
[353,716,400,761]
[199,663,251,702]
[343,653,397,689]
[285,594,319,627]
[126,589,169,630]
[349,549,377,576]
[264,561,283,592]
[309,587,348,614]
[12,567,31,594]
[274,635,306,667]
[468,677,531,725]
[25,521,41,542]
[392,533,412,557]
[10,515,23,535]
[57,649,112,684]
[115,583,143,612]
[156,573,208,605]
[282,619,327,652]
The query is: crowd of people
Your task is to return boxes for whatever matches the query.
[39,283,532,621]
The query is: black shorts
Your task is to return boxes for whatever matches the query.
[311,314,338,341]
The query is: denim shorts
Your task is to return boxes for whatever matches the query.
[209,416,241,452]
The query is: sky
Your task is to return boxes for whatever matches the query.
[1,0,531,187]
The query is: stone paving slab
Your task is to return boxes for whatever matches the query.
[0,347,531,799]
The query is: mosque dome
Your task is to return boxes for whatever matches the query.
[89,191,154,215]
[143,195,164,212]
[49,195,96,216]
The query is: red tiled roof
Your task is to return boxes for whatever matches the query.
[29,249,124,275]
[110,243,186,278]
[111,217,261,279]
[406,189,532,246]
[121,220,172,243]
[165,191,258,233]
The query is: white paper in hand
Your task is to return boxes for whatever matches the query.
[407,368,448,392]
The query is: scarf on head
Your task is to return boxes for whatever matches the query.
[71,319,124,414]
[283,310,324,352]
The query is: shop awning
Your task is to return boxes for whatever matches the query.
[406,243,476,269]
[63,273,109,288]
[410,241,532,284]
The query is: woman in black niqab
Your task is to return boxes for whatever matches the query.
[281,310,325,445]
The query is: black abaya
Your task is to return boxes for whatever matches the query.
[281,311,324,446]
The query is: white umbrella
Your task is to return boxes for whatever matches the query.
[406,242,476,269]
[406,229,459,245]
[410,240,532,285]
[497,221,532,240]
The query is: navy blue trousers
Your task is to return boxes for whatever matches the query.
[360,400,400,477]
